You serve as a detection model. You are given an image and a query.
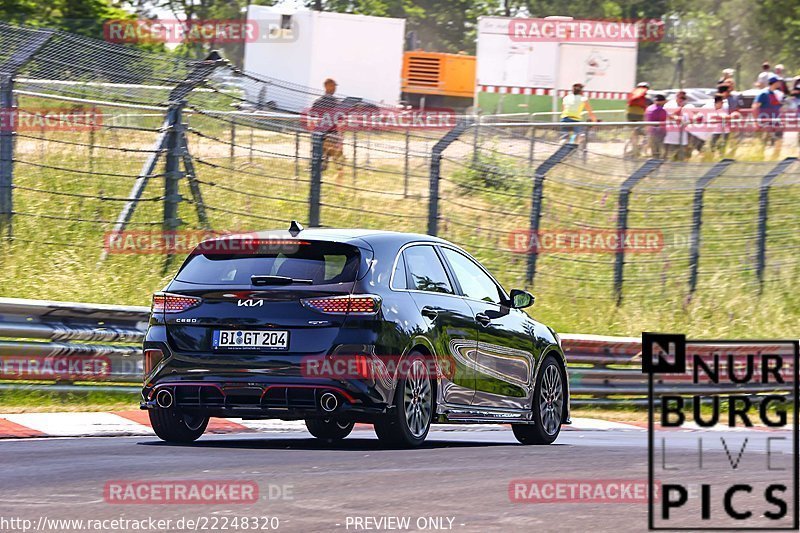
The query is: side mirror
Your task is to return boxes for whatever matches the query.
[509,289,534,309]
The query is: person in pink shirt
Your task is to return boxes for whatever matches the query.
[644,94,668,158]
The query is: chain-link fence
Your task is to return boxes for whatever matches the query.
[1,22,799,317]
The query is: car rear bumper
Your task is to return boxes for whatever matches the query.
[142,326,395,420]
[141,375,390,421]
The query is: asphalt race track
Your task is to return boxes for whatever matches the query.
[0,425,791,532]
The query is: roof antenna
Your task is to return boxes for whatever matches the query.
[289,220,304,237]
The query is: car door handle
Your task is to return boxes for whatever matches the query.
[475,313,492,327]
[421,306,439,320]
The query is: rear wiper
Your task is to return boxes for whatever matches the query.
[251,275,313,286]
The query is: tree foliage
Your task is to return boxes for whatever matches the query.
[0,0,133,37]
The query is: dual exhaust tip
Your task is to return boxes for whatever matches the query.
[155,389,173,409]
[320,391,339,412]
[154,388,339,412]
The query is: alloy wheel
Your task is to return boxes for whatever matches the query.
[403,359,432,438]
[539,364,563,436]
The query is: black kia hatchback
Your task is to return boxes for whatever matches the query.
[141,224,569,447]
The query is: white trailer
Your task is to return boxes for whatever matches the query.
[243,6,405,112]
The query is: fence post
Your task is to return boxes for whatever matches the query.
[756,157,797,289]
[0,28,53,240]
[428,120,470,236]
[0,75,14,240]
[525,143,578,285]
[88,126,96,176]
[163,104,184,236]
[404,129,410,197]
[294,131,300,180]
[229,121,235,164]
[309,132,323,227]
[105,51,222,254]
[471,115,480,167]
[249,126,254,165]
[352,131,357,181]
[528,126,536,166]
[614,159,663,305]
[688,159,733,294]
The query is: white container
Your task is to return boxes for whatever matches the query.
[244,6,406,112]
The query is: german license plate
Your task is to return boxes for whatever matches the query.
[212,330,289,350]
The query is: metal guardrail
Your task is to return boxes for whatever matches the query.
[561,334,796,405]
[0,298,148,388]
[0,299,793,404]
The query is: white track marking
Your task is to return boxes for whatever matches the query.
[2,412,152,437]
[0,412,646,439]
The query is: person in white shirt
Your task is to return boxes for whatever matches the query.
[756,62,773,88]
[663,91,690,160]
[704,95,729,155]
[785,82,800,150]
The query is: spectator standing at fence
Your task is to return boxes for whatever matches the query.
[663,91,690,160]
[717,68,735,88]
[310,78,345,175]
[717,84,741,155]
[785,81,800,151]
[560,83,597,143]
[310,78,340,130]
[705,95,730,156]
[718,83,741,113]
[774,65,789,93]
[751,75,785,155]
[626,82,651,157]
[756,62,773,88]
[644,94,668,158]
[789,76,800,95]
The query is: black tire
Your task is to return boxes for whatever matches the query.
[149,407,209,443]
[373,352,433,448]
[512,355,565,445]
[305,417,354,441]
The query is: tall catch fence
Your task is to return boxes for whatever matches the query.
[0,22,799,312]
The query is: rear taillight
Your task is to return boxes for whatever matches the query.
[301,294,381,315]
[152,293,202,313]
[143,348,164,378]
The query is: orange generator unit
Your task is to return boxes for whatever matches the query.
[401,50,476,110]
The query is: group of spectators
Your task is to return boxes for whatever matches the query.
[561,62,800,160]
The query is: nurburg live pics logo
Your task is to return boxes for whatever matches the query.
[643,332,799,530]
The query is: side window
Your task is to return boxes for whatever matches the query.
[403,246,453,294]
[390,252,407,290]
[441,248,503,304]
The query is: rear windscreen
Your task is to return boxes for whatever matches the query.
[175,242,360,285]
